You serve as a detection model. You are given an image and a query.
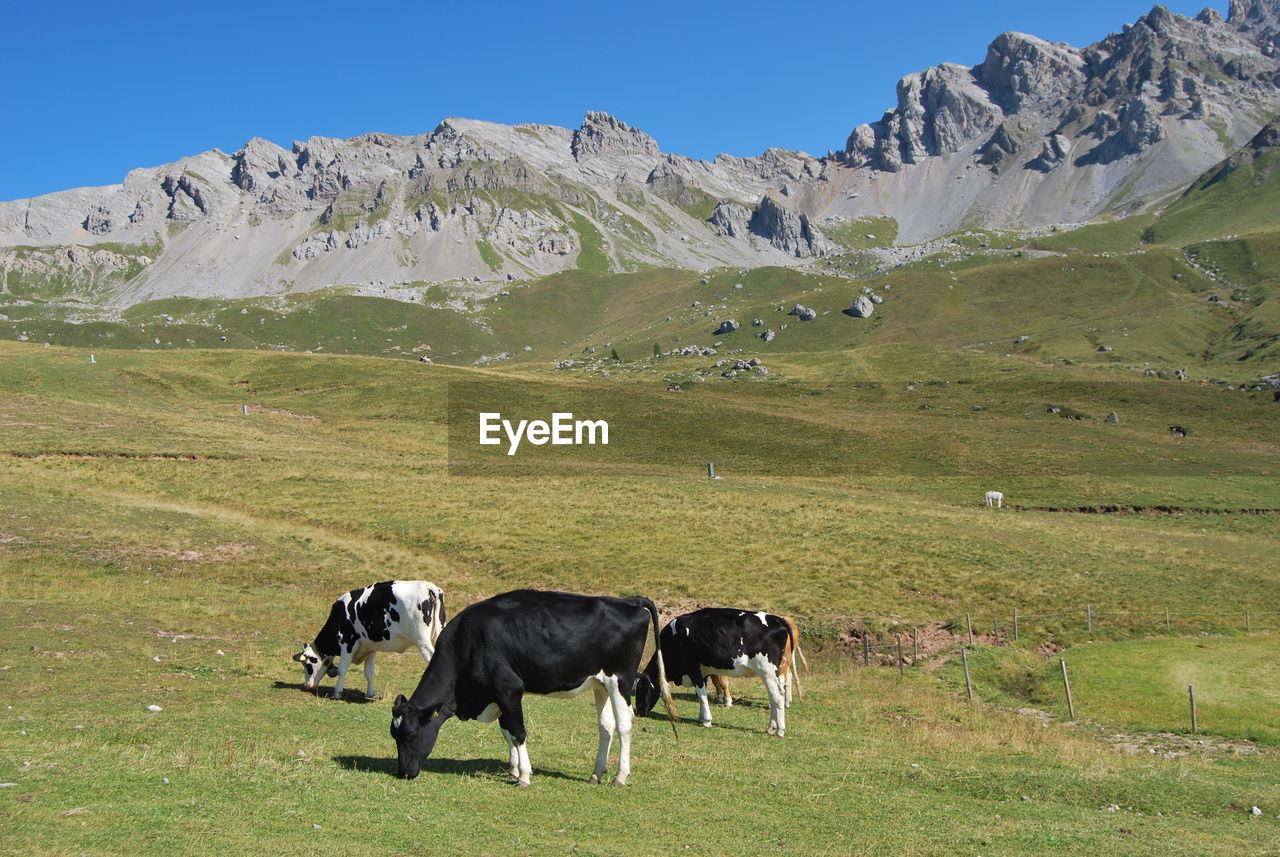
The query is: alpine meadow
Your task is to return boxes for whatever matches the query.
[3,3,1280,856]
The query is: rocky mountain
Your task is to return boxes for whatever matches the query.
[2,2,1279,306]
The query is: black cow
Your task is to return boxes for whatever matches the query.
[635,608,797,736]
[1169,425,1189,437]
[391,589,675,787]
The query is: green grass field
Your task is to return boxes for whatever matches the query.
[1,337,1278,855]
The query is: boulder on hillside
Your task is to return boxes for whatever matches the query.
[848,296,875,318]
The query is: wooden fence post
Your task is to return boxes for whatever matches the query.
[1060,658,1076,721]
[897,636,904,677]
[1188,684,1197,733]
[862,635,870,667]
[1165,605,1171,630]
[961,648,974,702]
[966,613,974,646]
[1013,607,1019,642]
[1246,610,1252,632]
[1087,604,1093,635]
[913,627,919,663]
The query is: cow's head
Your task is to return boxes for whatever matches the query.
[292,643,339,690]
[634,673,658,716]
[391,694,451,780]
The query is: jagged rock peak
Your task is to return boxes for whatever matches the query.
[977,32,1086,111]
[571,111,660,160]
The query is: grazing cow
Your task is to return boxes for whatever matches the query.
[635,608,799,736]
[390,589,675,787]
[1169,425,1189,438]
[708,615,807,707]
[984,490,1004,508]
[293,580,444,700]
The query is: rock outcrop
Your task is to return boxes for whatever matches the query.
[748,196,827,257]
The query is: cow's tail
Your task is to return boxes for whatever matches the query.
[435,589,446,639]
[784,616,806,701]
[637,597,678,739]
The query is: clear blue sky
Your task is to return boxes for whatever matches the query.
[1,1,1228,202]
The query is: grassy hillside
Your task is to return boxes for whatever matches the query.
[4,236,1278,379]
[1,341,1276,622]
[949,637,1280,746]
[1144,140,1280,247]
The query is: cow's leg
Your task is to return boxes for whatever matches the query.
[496,698,531,787]
[600,674,633,786]
[693,678,714,726]
[499,728,521,781]
[331,649,355,699]
[589,684,614,784]
[711,674,732,707]
[362,653,377,699]
[757,661,786,737]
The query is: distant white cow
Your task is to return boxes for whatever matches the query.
[984,491,1004,508]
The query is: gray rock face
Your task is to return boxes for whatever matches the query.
[708,201,752,239]
[716,319,740,334]
[748,196,827,257]
[1027,134,1071,172]
[571,111,660,161]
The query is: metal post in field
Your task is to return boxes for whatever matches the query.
[707,462,720,480]
[1246,610,1252,632]
[242,404,249,415]
[1013,607,1019,642]
[897,635,904,677]
[1188,685,1198,733]
[913,627,919,663]
[966,613,974,647]
[1060,658,1076,721]
[1165,605,1171,630]
[1087,604,1093,635]
[961,648,974,702]
[862,634,870,667]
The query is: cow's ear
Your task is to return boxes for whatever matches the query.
[393,694,408,713]
[291,652,305,662]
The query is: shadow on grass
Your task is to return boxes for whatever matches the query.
[334,754,586,782]
[271,680,376,703]
[638,710,759,734]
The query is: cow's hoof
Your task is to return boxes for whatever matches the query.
[609,777,627,787]
[514,780,531,788]
[588,774,601,784]
[699,720,713,728]
[766,725,778,736]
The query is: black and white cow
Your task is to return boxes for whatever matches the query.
[390,589,675,787]
[635,607,798,736]
[293,580,444,700]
